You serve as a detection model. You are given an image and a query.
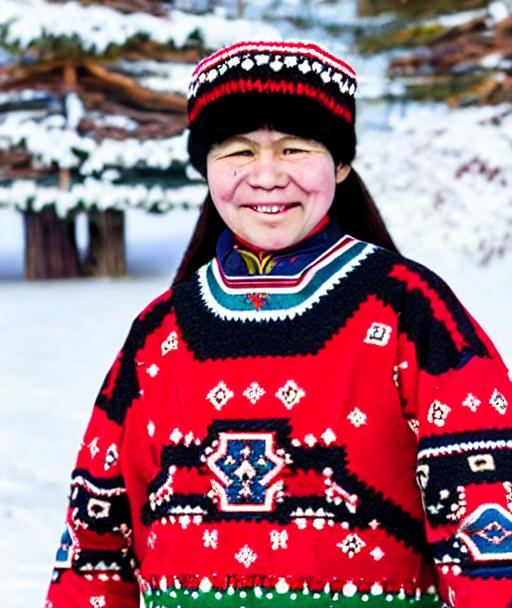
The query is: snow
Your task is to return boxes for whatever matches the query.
[0,111,206,215]
[436,8,488,27]
[2,103,511,247]
[0,113,191,172]
[0,207,199,608]
[116,60,194,95]
[0,178,207,215]
[487,0,512,23]
[357,103,512,266]
[1,1,278,54]
[81,132,191,175]
[0,89,57,105]
[242,0,384,27]
[64,92,85,131]
[86,112,139,132]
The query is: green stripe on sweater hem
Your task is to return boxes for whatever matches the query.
[142,588,442,607]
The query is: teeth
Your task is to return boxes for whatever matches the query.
[252,204,289,214]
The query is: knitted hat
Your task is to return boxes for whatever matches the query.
[187,41,358,176]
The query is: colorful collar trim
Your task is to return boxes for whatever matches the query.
[217,216,340,278]
[232,214,331,257]
[197,235,375,322]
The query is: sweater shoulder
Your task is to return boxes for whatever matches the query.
[358,242,464,314]
[368,245,490,372]
[365,242,449,290]
[127,287,175,351]
[91,287,174,426]
[134,287,174,323]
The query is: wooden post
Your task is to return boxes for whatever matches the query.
[23,206,81,279]
[83,209,127,277]
[63,61,77,90]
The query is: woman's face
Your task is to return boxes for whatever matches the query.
[206,129,350,251]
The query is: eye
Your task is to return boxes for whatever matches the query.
[226,148,254,158]
[283,147,308,155]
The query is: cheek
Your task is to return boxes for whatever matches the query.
[206,158,239,200]
[294,161,337,200]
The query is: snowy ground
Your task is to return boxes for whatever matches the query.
[1,200,511,607]
[0,208,200,607]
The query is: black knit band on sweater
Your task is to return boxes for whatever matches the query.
[187,41,358,176]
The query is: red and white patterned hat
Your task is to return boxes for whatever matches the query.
[187,40,358,176]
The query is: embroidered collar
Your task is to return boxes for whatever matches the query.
[197,225,376,322]
[217,217,341,278]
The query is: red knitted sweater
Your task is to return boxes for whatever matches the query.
[45,234,512,608]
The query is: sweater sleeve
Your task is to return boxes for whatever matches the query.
[393,261,512,608]
[45,324,142,608]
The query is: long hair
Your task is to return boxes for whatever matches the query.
[172,168,399,286]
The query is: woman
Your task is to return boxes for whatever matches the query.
[45,41,512,608]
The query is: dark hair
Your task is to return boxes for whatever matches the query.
[172,168,399,286]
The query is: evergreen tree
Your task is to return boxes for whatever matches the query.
[0,0,273,278]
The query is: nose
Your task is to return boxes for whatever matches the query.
[246,152,289,190]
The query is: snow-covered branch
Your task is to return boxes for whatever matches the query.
[0,109,190,172]
[0,178,207,215]
[1,0,278,55]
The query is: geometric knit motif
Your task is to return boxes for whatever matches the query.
[141,418,427,553]
[188,41,357,118]
[173,235,488,368]
[45,233,512,608]
[186,41,358,176]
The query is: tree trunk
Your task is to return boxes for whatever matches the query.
[23,207,81,279]
[84,209,127,277]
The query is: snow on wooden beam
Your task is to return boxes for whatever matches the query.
[78,0,168,16]
[1,0,278,57]
[0,110,191,172]
[0,178,207,215]
[82,60,187,112]
[0,59,188,113]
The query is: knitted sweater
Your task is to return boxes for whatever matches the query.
[45,226,512,608]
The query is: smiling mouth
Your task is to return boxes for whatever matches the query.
[246,203,299,215]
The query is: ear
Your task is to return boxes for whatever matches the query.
[335,164,351,184]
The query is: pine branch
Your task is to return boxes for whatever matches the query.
[77,0,168,16]
[81,59,187,112]
[0,58,188,114]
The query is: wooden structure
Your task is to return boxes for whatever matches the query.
[387,11,512,106]
[0,0,206,279]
